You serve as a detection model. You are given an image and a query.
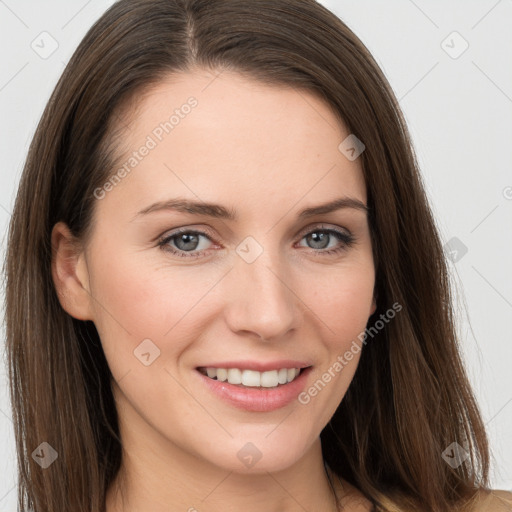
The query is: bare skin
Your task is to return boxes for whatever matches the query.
[52,68,378,512]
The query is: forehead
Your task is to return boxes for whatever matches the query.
[102,69,367,217]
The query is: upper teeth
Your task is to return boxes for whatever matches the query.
[201,367,301,387]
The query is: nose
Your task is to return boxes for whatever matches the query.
[223,244,302,341]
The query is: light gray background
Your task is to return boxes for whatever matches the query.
[1,1,511,509]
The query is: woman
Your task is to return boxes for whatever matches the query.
[3,0,511,511]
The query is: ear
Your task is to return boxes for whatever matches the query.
[51,221,94,321]
[370,291,377,316]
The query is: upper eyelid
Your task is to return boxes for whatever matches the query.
[296,223,351,237]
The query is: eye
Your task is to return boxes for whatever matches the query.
[296,225,356,256]
[157,229,215,258]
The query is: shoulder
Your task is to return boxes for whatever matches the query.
[472,489,512,511]
[334,476,512,512]
[336,477,374,511]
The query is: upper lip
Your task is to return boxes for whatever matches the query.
[196,360,312,372]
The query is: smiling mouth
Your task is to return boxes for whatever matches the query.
[196,366,310,388]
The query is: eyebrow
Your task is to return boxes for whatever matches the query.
[133,196,369,222]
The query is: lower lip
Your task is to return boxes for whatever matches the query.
[195,367,313,412]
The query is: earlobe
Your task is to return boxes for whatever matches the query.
[370,294,377,316]
[51,222,94,321]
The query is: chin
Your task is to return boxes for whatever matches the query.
[190,430,312,475]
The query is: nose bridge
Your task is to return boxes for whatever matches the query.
[226,238,300,340]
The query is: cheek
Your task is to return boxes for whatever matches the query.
[299,267,374,411]
[308,262,375,341]
[295,274,373,428]
[87,245,223,370]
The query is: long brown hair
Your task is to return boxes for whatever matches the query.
[3,1,490,511]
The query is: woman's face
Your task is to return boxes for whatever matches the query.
[59,69,376,474]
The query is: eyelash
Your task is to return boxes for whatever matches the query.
[157,225,356,259]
